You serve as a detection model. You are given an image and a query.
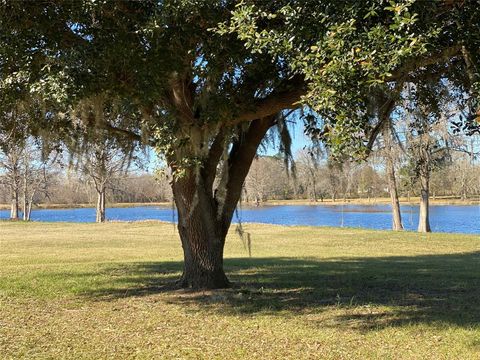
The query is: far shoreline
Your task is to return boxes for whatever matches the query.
[261,197,480,207]
[0,196,479,211]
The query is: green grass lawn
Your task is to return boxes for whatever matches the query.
[1,221,479,359]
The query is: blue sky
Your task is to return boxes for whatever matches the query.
[263,119,311,157]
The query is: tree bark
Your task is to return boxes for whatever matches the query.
[10,188,19,220]
[418,173,431,233]
[96,188,106,223]
[386,158,403,230]
[382,125,403,231]
[22,166,28,221]
[26,199,33,221]
[173,172,229,289]
[311,172,318,202]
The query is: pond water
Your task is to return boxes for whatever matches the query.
[1,204,479,234]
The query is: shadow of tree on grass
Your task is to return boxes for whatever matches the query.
[78,251,480,329]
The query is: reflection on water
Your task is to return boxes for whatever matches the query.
[0,204,479,234]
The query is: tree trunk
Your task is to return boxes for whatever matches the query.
[26,201,33,221]
[382,126,403,231]
[387,163,403,231]
[23,201,28,221]
[24,191,36,221]
[418,173,431,233]
[96,188,106,223]
[311,177,318,202]
[170,117,275,289]
[10,188,19,220]
[173,173,229,289]
[22,169,28,221]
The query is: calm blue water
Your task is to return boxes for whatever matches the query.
[1,204,479,234]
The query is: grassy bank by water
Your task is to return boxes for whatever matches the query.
[1,221,480,359]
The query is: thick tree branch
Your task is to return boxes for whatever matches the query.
[202,127,227,195]
[216,116,276,234]
[168,74,195,124]
[386,45,462,81]
[227,47,462,129]
[365,83,404,154]
[100,122,143,143]
[366,98,397,153]
[229,77,305,126]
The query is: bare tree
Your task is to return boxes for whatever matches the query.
[1,138,59,221]
[405,105,458,233]
[296,150,323,202]
[244,156,288,205]
[0,144,22,219]
[20,140,60,220]
[67,96,141,222]
[79,137,132,222]
[115,173,173,203]
[0,103,30,219]
[339,161,358,202]
[381,123,404,230]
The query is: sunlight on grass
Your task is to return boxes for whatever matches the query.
[1,221,480,359]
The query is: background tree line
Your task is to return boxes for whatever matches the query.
[1,137,478,213]
[244,151,480,204]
